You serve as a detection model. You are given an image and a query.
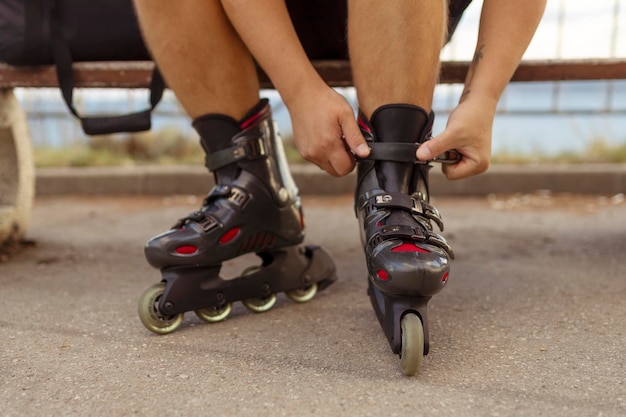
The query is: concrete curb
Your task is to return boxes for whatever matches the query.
[35,163,626,197]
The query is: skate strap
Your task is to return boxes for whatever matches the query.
[172,185,249,231]
[205,136,267,170]
[172,210,218,232]
[365,192,454,257]
[372,224,427,242]
[361,142,461,164]
[367,223,454,258]
[370,192,444,231]
[207,184,249,208]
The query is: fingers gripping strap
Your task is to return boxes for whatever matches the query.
[360,142,461,164]
[367,142,419,163]
[205,136,267,170]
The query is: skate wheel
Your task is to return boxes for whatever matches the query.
[242,293,277,313]
[286,283,318,303]
[195,303,232,323]
[138,282,184,335]
[399,313,425,376]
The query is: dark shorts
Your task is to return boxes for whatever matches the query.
[286,0,473,60]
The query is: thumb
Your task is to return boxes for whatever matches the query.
[416,130,453,162]
[340,117,370,158]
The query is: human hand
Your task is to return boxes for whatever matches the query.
[287,86,370,177]
[416,95,496,180]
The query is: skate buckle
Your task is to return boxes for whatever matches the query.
[431,149,462,164]
[198,216,218,232]
[375,194,393,204]
[227,187,249,207]
[206,137,267,170]
[421,202,444,231]
[233,137,267,160]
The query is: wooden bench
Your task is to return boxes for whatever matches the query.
[1,58,626,245]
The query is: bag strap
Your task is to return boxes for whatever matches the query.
[49,16,165,135]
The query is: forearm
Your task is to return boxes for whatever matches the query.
[461,0,547,104]
[220,0,326,104]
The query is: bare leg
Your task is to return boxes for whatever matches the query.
[133,0,259,120]
[348,0,448,117]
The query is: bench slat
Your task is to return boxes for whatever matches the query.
[1,59,625,89]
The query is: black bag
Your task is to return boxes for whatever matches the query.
[0,0,164,135]
[448,0,473,42]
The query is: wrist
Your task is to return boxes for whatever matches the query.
[459,87,499,110]
[279,74,328,108]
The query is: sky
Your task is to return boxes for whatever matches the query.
[442,0,626,60]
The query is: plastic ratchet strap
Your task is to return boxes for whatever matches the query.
[205,137,266,170]
[356,142,462,164]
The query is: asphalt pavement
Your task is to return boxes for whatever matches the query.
[1,191,625,416]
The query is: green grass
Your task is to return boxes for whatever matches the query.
[35,127,204,168]
[34,128,626,168]
[491,138,626,165]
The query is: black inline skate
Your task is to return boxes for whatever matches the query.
[355,104,457,375]
[138,99,337,334]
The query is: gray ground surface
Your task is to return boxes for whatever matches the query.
[1,193,625,416]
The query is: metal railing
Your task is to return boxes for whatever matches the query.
[12,0,626,151]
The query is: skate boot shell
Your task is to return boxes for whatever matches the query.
[355,104,456,375]
[138,99,337,334]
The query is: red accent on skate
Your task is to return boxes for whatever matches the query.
[240,111,263,129]
[219,227,240,244]
[377,269,389,281]
[175,245,198,255]
[358,116,372,133]
[391,243,429,253]
[259,232,267,248]
[442,272,449,284]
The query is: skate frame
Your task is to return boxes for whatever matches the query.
[158,245,336,316]
[368,280,432,356]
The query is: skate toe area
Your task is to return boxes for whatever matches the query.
[368,240,450,297]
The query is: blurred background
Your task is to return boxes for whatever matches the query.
[15,0,626,167]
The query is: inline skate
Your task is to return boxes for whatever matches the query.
[355,104,457,375]
[138,99,337,334]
